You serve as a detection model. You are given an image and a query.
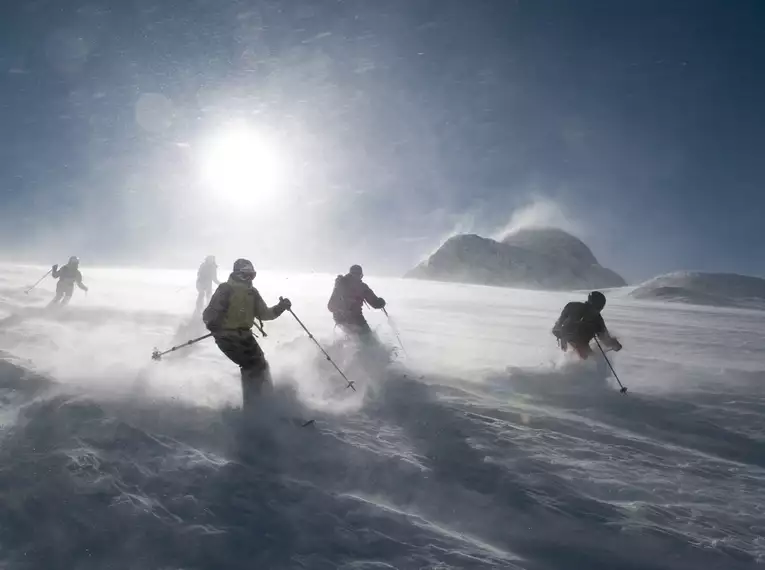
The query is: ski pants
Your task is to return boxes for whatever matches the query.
[49,283,74,306]
[213,329,271,407]
[195,283,213,314]
[333,313,373,339]
[567,340,594,359]
[558,333,595,359]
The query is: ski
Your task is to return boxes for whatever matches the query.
[280,417,316,428]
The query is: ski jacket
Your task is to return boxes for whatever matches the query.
[52,264,86,290]
[196,261,220,288]
[327,274,384,320]
[552,301,606,344]
[203,274,284,332]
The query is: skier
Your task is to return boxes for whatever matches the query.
[327,264,386,338]
[48,256,88,306]
[202,258,292,407]
[195,255,220,314]
[552,291,622,359]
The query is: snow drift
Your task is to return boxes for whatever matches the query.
[0,264,763,569]
[631,271,765,309]
[406,227,626,290]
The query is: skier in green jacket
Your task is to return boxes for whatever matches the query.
[202,258,291,407]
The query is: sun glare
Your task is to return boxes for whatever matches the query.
[200,123,285,204]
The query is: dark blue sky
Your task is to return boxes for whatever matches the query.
[1,0,764,281]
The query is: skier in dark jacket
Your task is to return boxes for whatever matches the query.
[327,265,385,337]
[49,256,88,306]
[195,255,220,314]
[552,291,622,359]
[202,258,291,407]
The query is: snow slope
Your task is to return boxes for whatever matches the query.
[0,263,763,569]
[631,271,765,310]
[406,227,626,290]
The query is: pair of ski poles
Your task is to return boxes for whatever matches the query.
[152,302,411,392]
[282,304,410,388]
[151,302,358,392]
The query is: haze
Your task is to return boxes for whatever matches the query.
[1,1,764,282]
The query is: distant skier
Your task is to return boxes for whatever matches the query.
[552,291,622,359]
[48,256,88,306]
[328,264,386,338]
[195,255,220,314]
[202,258,292,407]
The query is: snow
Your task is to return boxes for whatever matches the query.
[406,227,626,291]
[631,271,765,310]
[0,263,763,569]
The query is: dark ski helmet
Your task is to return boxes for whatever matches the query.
[68,256,80,267]
[587,291,606,311]
[233,258,256,279]
[349,264,363,279]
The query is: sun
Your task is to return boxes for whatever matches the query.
[199,123,285,204]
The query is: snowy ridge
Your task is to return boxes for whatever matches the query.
[631,271,765,309]
[0,264,763,569]
[406,227,626,290]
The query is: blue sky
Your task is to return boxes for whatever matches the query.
[1,0,763,282]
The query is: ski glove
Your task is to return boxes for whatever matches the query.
[378,298,386,309]
[52,264,58,271]
[275,297,292,315]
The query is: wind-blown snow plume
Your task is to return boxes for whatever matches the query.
[495,197,584,241]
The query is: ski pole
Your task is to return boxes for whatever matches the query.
[254,319,268,338]
[152,333,212,361]
[25,268,53,294]
[594,337,627,393]
[282,298,355,391]
[382,307,409,357]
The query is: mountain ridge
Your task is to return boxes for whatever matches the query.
[630,271,765,309]
[405,227,626,291]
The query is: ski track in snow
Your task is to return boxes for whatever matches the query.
[0,263,763,570]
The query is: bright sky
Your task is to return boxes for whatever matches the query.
[1,0,764,282]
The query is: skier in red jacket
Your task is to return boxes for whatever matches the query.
[327,265,386,338]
